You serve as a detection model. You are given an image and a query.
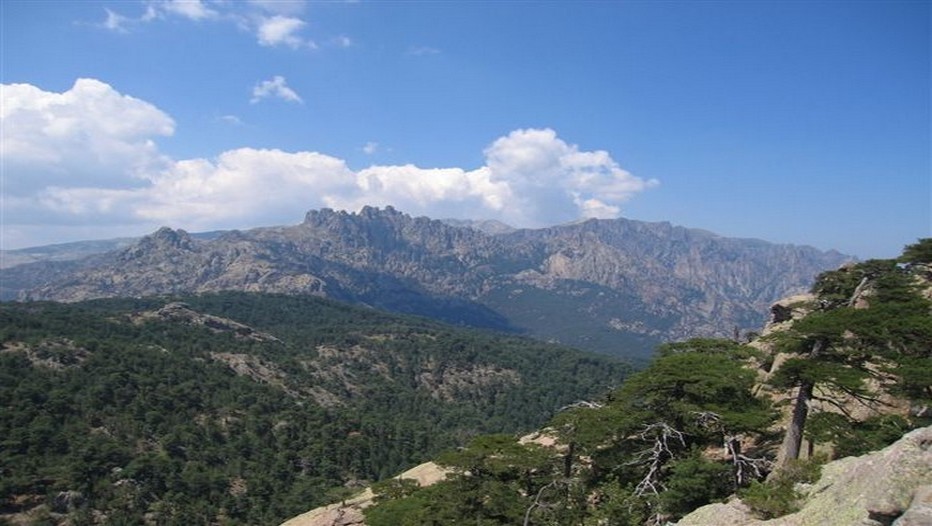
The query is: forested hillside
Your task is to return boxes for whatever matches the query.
[350,239,932,526]
[0,293,629,525]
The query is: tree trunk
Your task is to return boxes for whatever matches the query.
[563,441,576,478]
[776,379,813,470]
[773,338,824,474]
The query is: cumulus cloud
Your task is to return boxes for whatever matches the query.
[136,148,358,228]
[483,128,658,225]
[250,76,303,104]
[341,165,510,220]
[1,80,658,249]
[1,78,174,194]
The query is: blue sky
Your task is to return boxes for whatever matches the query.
[1,0,928,259]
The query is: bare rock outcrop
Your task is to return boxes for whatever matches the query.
[675,425,932,526]
[133,302,281,342]
[279,462,449,526]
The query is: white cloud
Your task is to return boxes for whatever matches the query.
[99,2,322,52]
[130,1,218,24]
[343,165,510,218]
[1,79,174,194]
[482,128,659,225]
[158,0,218,21]
[1,80,658,248]
[219,114,243,126]
[250,76,303,104]
[330,35,353,48]
[102,8,131,33]
[362,142,379,155]
[136,148,358,228]
[256,15,314,49]
[248,0,307,16]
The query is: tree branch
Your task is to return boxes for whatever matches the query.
[523,480,560,526]
[628,423,686,497]
[558,400,604,411]
[724,435,770,486]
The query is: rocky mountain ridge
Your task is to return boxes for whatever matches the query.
[3,207,852,359]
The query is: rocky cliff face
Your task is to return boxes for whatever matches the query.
[5,207,851,359]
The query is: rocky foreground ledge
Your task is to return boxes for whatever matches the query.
[676,425,932,526]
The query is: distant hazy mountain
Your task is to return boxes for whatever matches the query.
[3,207,852,359]
[0,238,138,269]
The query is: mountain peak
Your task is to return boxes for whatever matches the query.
[303,206,406,226]
[118,227,196,263]
[142,227,194,250]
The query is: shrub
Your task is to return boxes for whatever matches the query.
[740,456,824,519]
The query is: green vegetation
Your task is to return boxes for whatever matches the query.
[0,292,629,524]
[363,239,932,525]
[740,455,825,519]
[767,239,932,471]
[366,337,776,525]
[5,239,929,525]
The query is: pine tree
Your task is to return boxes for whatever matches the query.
[769,239,932,472]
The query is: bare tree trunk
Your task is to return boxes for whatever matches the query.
[848,276,870,307]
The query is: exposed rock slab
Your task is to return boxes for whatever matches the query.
[133,302,281,342]
[676,425,932,526]
[279,462,449,526]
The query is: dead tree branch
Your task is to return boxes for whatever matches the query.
[724,436,770,485]
[628,422,686,497]
[691,411,769,485]
[558,400,604,411]
[523,480,559,526]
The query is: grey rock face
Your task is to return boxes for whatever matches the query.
[676,425,932,526]
[893,485,932,526]
[5,207,851,359]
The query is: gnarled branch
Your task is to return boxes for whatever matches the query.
[628,422,686,497]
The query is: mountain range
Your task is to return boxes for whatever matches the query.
[1,206,852,360]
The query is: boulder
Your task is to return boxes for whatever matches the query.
[279,462,449,526]
[676,425,932,526]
